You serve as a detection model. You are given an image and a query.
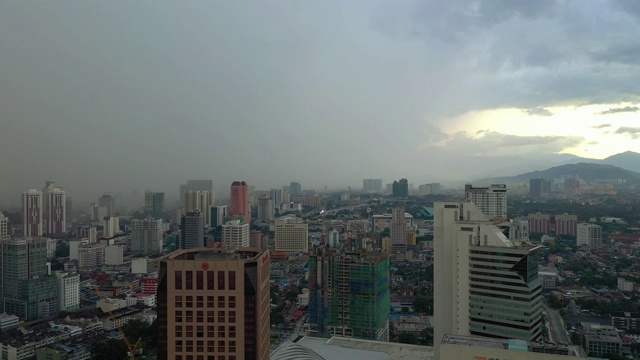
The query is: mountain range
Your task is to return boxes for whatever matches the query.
[474,151,640,186]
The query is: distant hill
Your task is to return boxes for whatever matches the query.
[601,151,640,173]
[475,162,640,185]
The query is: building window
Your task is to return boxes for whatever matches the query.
[218,296,225,308]
[218,311,225,323]
[218,271,225,290]
[207,311,214,322]
[197,271,204,290]
[186,271,193,290]
[228,271,236,290]
[207,296,214,308]
[175,271,182,290]
[207,271,215,290]
[229,296,235,309]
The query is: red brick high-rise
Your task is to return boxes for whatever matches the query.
[230,181,250,224]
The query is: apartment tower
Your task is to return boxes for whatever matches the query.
[22,189,43,237]
[434,202,543,357]
[157,247,270,360]
[390,207,407,252]
[230,181,251,224]
[464,184,507,220]
[184,190,216,227]
[222,220,250,249]
[131,218,164,256]
[180,211,204,249]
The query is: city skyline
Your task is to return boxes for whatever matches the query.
[2,2,640,207]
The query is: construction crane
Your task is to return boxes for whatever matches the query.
[97,289,143,360]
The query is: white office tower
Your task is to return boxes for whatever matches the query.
[89,227,97,243]
[130,218,163,256]
[22,189,43,237]
[327,229,340,248]
[221,219,250,249]
[54,272,80,312]
[102,216,120,238]
[434,202,543,359]
[105,245,124,265]
[577,223,603,250]
[464,184,507,220]
[257,196,274,221]
[183,190,215,226]
[0,212,9,240]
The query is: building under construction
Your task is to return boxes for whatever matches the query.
[308,247,390,341]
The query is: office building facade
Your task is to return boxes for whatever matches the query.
[464,184,507,220]
[131,218,164,256]
[390,208,407,252]
[577,223,602,249]
[179,180,213,204]
[529,178,551,197]
[434,202,543,355]
[98,195,115,217]
[157,247,270,360]
[257,197,274,222]
[0,212,8,240]
[289,182,302,197]
[308,249,390,341]
[274,217,308,254]
[230,181,251,224]
[362,179,383,193]
[222,220,250,249]
[145,191,165,219]
[180,211,204,249]
[391,178,409,197]
[184,190,216,227]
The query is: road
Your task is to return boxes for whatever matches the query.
[544,304,570,345]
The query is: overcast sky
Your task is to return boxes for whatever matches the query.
[2,1,640,207]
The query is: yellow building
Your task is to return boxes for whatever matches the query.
[406,231,416,246]
[381,237,392,252]
[274,217,308,254]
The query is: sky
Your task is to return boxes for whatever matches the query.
[1,1,640,207]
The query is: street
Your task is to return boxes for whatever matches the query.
[543,304,570,345]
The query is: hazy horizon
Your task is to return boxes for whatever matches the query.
[2,1,640,207]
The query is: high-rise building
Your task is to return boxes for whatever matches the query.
[391,179,409,197]
[274,217,308,254]
[22,189,43,237]
[577,223,602,249]
[555,213,578,237]
[105,245,125,265]
[390,208,407,252]
[289,182,302,197]
[145,191,165,219]
[179,180,213,204]
[230,181,251,224]
[184,190,216,227]
[102,216,120,238]
[54,271,80,312]
[98,195,115,217]
[434,202,543,356]
[210,205,227,228]
[269,189,284,208]
[131,218,164,256]
[362,179,383,193]
[257,197,274,222]
[78,243,106,273]
[180,211,204,249]
[42,182,66,236]
[0,212,9,240]
[222,220,250,249]
[308,248,390,341]
[157,247,270,360]
[529,212,552,234]
[529,178,551,197]
[0,237,52,319]
[464,184,507,220]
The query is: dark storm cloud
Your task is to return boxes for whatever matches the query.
[597,106,639,115]
[1,0,640,207]
[524,107,553,116]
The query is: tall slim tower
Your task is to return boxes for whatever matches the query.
[179,211,204,249]
[22,189,43,237]
[157,247,270,360]
[145,192,165,219]
[391,207,407,252]
[230,181,250,224]
[45,187,66,236]
[0,212,9,240]
[433,202,543,357]
[184,190,216,227]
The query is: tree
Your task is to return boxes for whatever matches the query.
[92,338,128,360]
[413,296,433,315]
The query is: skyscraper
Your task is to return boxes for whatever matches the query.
[257,196,274,222]
[184,190,216,227]
[179,179,213,204]
[222,219,250,249]
[157,247,270,360]
[45,186,66,236]
[230,181,250,224]
[131,218,164,256]
[274,217,308,253]
[308,248,390,341]
[98,194,115,217]
[1,237,55,320]
[390,207,407,252]
[289,181,302,197]
[145,191,165,219]
[0,212,9,240]
[362,179,383,193]
[180,211,204,249]
[210,205,227,228]
[464,184,507,220]
[529,178,551,197]
[22,189,43,237]
[391,178,409,197]
[434,202,543,356]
